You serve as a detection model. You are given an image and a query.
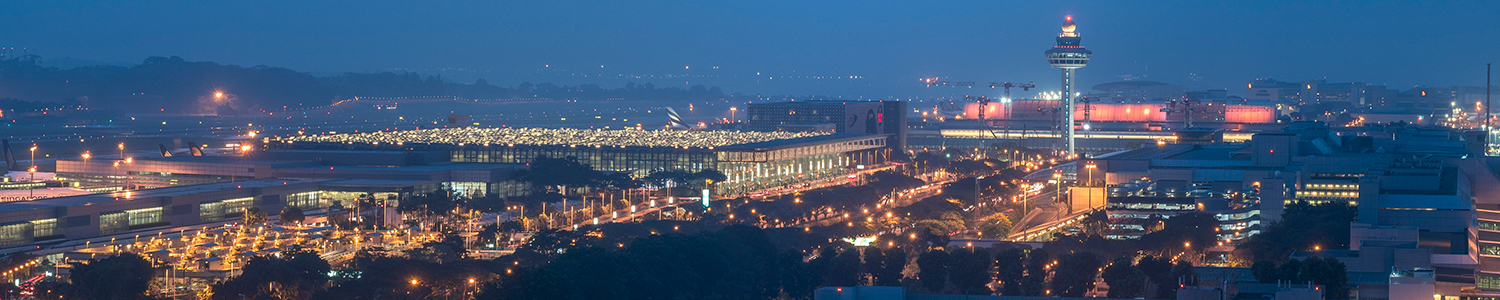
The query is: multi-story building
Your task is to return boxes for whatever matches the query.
[0,178,422,248]
[1103,179,1262,242]
[1099,121,1500,298]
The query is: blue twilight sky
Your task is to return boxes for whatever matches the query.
[1,0,1497,98]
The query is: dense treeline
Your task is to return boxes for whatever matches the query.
[1236,201,1357,262]
[0,56,727,115]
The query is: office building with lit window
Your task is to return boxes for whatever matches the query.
[1097,122,1500,298]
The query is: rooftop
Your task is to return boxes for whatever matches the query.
[0,179,315,214]
[273,127,829,149]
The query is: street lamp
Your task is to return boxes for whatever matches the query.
[118,142,125,160]
[82,151,91,161]
[730,106,738,124]
[1053,172,1065,213]
[27,166,36,198]
[1084,163,1096,186]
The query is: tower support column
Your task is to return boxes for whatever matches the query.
[1063,68,1076,155]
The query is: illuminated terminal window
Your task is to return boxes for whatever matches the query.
[31,218,56,238]
[0,222,31,246]
[286,192,323,210]
[101,207,165,234]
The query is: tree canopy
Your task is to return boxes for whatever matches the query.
[64,253,156,300]
[1237,201,1357,262]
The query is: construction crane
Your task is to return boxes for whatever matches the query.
[924,79,1037,153]
[1160,96,1198,130]
[1078,96,1099,139]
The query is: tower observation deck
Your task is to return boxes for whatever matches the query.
[1045,15,1092,155]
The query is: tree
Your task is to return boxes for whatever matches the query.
[864,247,907,286]
[400,190,459,216]
[515,156,605,194]
[1254,258,1349,300]
[1050,252,1103,297]
[1138,212,1218,253]
[480,225,792,300]
[1136,255,1174,298]
[948,248,993,295]
[778,250,822,300]
[994,248,1026,295]
[407,235,468,264]
[280,206,305,225]
[1278,258,1307,284]
[822,246,862,287]
[244,207,269,224]
[1020,248,1050,296]
[1161,260,1198,298]
[916,250,952,293]
[1251,260,1279,283]
[977,213,1014,239]
[214,249,331,300]
[1102,257,1146,298]
[1237,201,1357,261]
[1305,257,1350,300]
[67,253,155,300]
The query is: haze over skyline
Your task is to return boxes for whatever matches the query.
[3,0,1497,98]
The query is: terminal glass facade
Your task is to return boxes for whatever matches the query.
[286,192,324,210]
[200,202,226,222]
[31,218,56,239]
[452,146,716,177]
[101,207,165,234]
[0,222,31,246]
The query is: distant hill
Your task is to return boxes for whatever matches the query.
[0,56,726,115]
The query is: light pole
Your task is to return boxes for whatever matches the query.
[730,106,738,124]
[1084,162,1096,186]
[118,142,125,160]
[974,176,982,204]
[1053,172,1065,213]
[28,144,37,198]
[1085,162,1097,209]
[1019,182,1030,217]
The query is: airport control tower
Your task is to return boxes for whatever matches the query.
[1045,15,1091,155]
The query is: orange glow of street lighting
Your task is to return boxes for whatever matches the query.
[215,91,224,99]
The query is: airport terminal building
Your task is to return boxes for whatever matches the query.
[266,128,895,196]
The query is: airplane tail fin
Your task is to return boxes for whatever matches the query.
[1,140,15,171]
[666,107,689,129]
[159,144,174,157]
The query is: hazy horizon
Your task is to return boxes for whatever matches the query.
[4,0,1498,98]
